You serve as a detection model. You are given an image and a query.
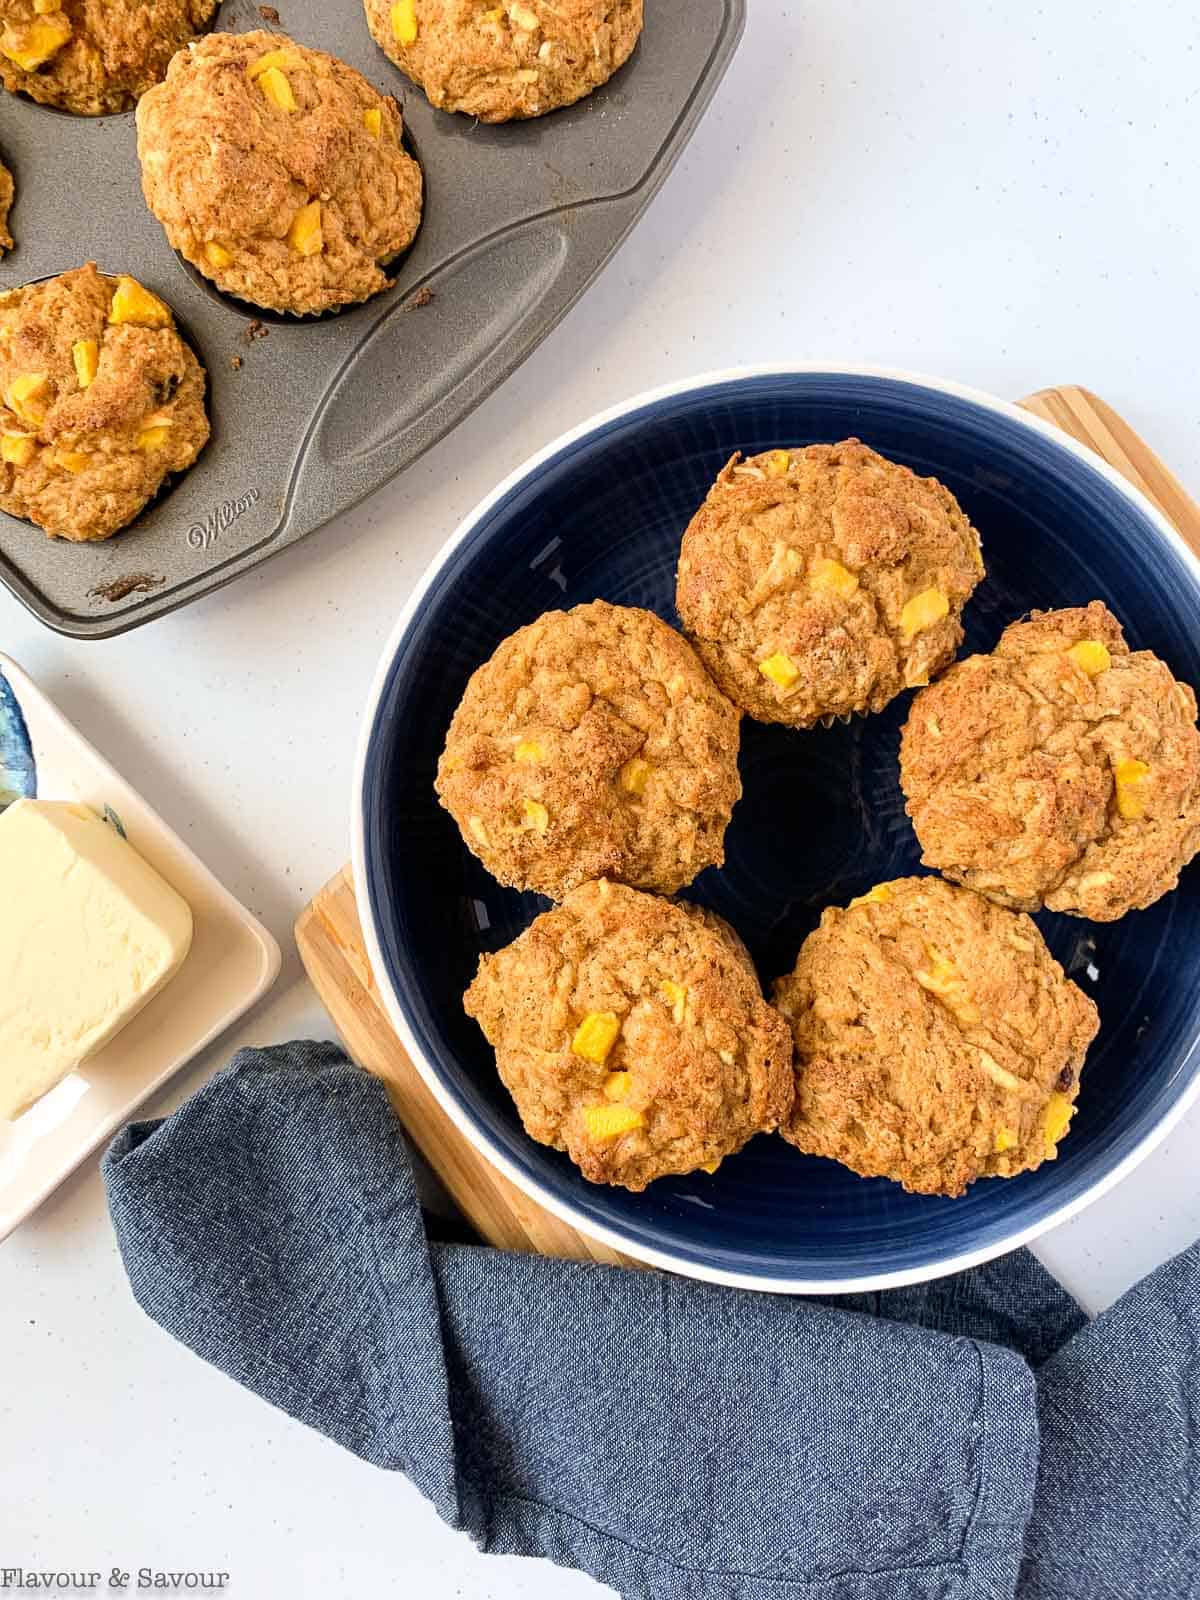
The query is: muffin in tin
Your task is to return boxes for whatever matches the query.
[0,0,217,116]
[436,599,742,900]
[136,30,423,317]
[773,875,1100,1198]
[900,602,1200,920]
[676,439,985,728]
[0,157,12,255]
[465,879,794,1191]
[0,263,209,542]
[364,0,643,123]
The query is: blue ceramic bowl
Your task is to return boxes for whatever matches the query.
[354,367,1200,1292]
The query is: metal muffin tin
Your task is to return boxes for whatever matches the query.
[0,0,743,637]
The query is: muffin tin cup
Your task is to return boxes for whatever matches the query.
[0,0,743,637]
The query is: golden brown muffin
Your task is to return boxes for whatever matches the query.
[900,603,1200,921]
[136,31,423,317]
[774,876,1100,1198]
[0,158,12,255]
[364,0,642,122]
[465,879,794,1190]
[436,600,742,900]
[0,0,216,116]
[0,264,209,543]
[675,439,985,728]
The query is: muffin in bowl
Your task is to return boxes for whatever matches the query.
[900,602,1200,920]
[465,879,793,1191]
[676,439,984,728]
[436,600,742,900]
[774,876,1100,1197]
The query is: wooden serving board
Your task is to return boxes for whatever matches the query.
[295,385,1200,1266]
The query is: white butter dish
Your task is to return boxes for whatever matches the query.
[0,654,280,1240]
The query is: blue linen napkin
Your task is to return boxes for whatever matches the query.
[102,1043,1199,1600]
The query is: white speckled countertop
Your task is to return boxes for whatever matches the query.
[3,2,1199,1593]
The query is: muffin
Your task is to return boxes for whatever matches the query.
[0,264,209,543]
[774,876,1100,1197]
[136,31,423,317]
[0,0,217,116]
[0,158,12,256]
[465,879,794,1190]
[675,439,985,728]
[436,600,742,899]
[364,0,643,122]
[899,602,1200,920]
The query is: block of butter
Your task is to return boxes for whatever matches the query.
[0,798,193,1121]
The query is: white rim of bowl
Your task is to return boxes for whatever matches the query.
[352,361,1200,1295]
